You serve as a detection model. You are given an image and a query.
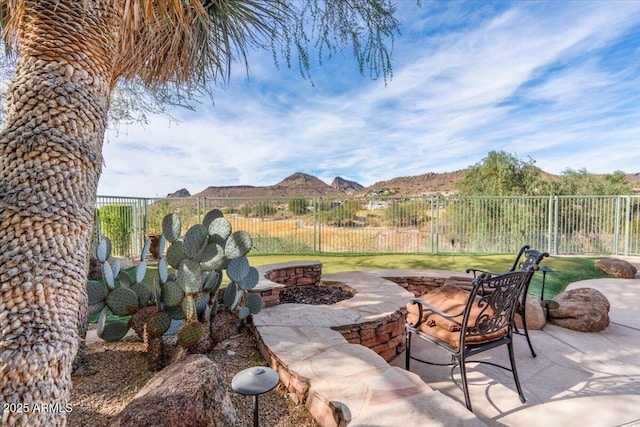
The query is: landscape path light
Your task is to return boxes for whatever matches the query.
[231,366,280,427]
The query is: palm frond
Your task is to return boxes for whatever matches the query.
[116,0,289,90]
[1,0,399,92]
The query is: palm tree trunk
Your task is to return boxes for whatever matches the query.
[0,2,120,426]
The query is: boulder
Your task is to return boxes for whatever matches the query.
[595,258,637,279]
[515,297,546,330]
[548,288,610,332]
[118,354,237,427]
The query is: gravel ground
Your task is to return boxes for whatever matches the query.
[68,285,350,426]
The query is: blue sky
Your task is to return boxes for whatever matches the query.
[98,0,640,197]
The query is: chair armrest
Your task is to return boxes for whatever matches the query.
[465,267,494,277]
[408,297,465,328]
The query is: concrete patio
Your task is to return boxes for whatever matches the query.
[390,278,640,426]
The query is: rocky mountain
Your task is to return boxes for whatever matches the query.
[177,170,640,198]
[194,172,343,198]
[166,188,191,198]
[363,171,464,196]
[331,177,364,194]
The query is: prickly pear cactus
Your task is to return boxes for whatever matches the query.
[86,209,263,368]
[88,234,154,342]
[156,209,263,349]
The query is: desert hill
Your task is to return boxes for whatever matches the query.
[363,171,464,196]
[193,172,343,198]
[170,170,640,198]
[331,177,364,194]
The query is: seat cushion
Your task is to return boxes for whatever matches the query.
[443,276,475,291]
[406,285,507,349]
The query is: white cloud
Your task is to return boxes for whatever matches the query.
[98,0,640,197]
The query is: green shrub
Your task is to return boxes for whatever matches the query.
[99,204,133,257]
[289,198,308,215]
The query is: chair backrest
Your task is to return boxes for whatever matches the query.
[509,245,549,272]
[462,269,535,341]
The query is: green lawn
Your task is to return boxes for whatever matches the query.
[248,253,609,299]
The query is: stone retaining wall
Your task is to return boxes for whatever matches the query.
[263,262,323,287]
[382,275,447,296]
[332,310,407,361]
[252,261,323,307]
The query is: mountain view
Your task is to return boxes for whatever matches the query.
[167,170,640,198]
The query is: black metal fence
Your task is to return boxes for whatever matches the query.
[95,195,640,259]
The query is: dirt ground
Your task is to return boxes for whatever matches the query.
[69,284,351,426]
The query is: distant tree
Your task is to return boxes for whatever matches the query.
[542,168,632,195]
[454,151,542,196]
[322,199,361,226]
[289,198,308,215]
[384,200,426,226]
[253,202,277,217]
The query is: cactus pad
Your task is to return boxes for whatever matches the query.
[99,321,131,342]
[88,302,105,316]
[195,292,210,316]
[166,239,186,269]
[177,321,203,348]
[164,305,186,320]
[97,307,108,333]
[183,224,208,259]
[245,293,263,315]
[161,281,185,307]
[131,282,152,306]
[224,230,253,259]
[95,236,110,263]
[118,270,132,288]
[208,217,232,240]
[177,259,202,293]
[237,306,251,320]
[182,295,197,321]
[134,261,147,284]
[227,256,250,282]
[111,258,121,279]
[199,243,224,270]
[146,311,172,338]
[202,271,222,292]
[141,238,151,261]
[87,280,107,305]
[165,318,183,335]
[162,213,181,242]
[223,282,242,310]
[158,258,169,283]
[102,262,115,289]
[223,282,238,309]
[106,287,140,316]
[203,209,224,228]
[238,266,260,291]
[208,234,227,248]
[158,234,167,257]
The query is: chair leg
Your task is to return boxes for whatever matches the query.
[405,330,412,371]
[507,341,527,404]
[519,299,537,357]
[458,354,473,411]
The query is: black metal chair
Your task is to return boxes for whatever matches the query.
[405,268,535,412]
[448,245,549,357]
